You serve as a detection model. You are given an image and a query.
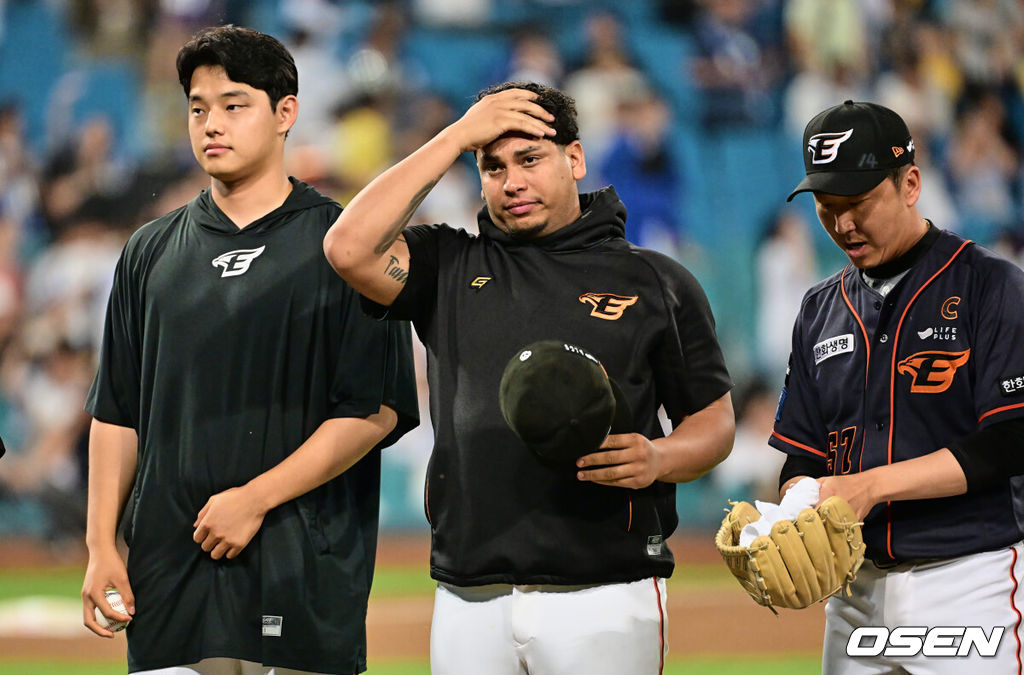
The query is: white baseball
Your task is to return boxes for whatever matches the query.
[95,589,130,632]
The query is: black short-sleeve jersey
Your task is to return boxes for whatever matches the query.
[370,186,732,585]
[770,227,1024,563]
[86,179,418,674]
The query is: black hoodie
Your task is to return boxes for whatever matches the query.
[378,186,732,585]
[87,179,418,674]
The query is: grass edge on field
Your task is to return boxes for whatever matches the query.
[0,654,821,675]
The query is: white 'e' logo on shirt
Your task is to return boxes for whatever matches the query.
[212,246,266,277]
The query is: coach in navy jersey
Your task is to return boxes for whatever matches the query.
[324,82,735,673]
[80,26,418,674]
[777,100,1024,673]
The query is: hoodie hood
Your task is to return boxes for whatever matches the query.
[188,177,335,235]
[477,185,628,252]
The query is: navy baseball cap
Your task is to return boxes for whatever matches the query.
[787,100,915,201]
[499,340,633,463]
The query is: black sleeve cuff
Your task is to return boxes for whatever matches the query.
[778,453,828,490]
[359,294,391,320]
[947,417,1024,491]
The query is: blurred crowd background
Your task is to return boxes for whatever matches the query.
[1,0,1022,554]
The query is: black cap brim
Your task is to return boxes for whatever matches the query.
[786,168,890,202]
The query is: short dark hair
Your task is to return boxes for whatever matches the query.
[176,25,297,111]
[888,163,914,189]
[476,81,579,146]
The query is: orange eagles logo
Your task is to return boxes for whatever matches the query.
[897,349,970,393]
[579,292,638,320]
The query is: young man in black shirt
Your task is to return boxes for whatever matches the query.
[325,82,734,673]
[82,25,418,674]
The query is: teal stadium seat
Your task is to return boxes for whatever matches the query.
[0,0,69,149]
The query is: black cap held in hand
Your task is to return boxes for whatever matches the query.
[788,100,915,202]
[499,340,633,463]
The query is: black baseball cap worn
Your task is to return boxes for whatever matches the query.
[499,340,633,463]
[787,100,915,202]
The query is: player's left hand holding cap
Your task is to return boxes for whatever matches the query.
[498,340,632,463]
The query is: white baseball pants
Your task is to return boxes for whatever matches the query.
[430,577,668,674]
[823,542,1024,674]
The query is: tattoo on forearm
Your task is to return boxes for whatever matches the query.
[384,255,409,284]
[373,179,438,254]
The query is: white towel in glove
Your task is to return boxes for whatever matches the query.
[738,477,821,547]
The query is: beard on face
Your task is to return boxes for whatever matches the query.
[501,220,548,240]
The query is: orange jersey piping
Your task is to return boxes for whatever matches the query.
[884,239,970,558]
[840,264,871,474]
[980,401,1024,424]
[771,430,826,457]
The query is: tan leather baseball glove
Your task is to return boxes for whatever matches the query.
[714,496,865,611]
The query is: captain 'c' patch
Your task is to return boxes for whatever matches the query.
[578,292,638,320]
[897,349,970,393]
[941,296,960,320]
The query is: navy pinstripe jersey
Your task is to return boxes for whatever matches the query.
[769,227,1024,563]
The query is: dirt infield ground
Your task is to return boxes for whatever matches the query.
[365,533,824,659]
[0,533,824,662]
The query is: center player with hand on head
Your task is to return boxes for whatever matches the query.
[81,25,418,674]
[324,81,735,674]
[773,100,1024,673]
